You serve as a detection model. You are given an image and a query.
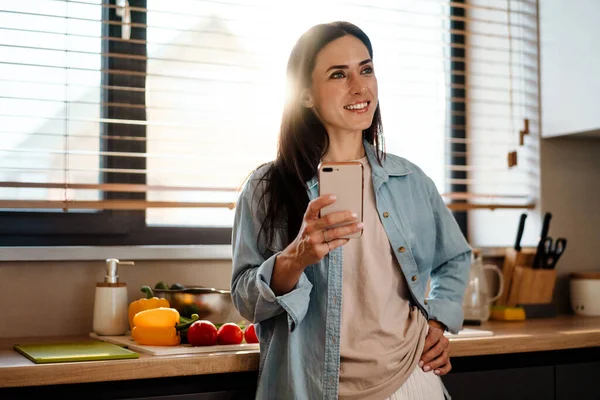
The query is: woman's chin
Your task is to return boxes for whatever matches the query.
[352,119,375,132]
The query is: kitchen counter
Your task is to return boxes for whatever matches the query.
[1,315,600,389]
[449,314,600,357]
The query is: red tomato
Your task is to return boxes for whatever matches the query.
[244,323,259,344]
[217,323,244,345]
[187,320,218,346]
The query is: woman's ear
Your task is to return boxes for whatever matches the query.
[301,89,314,108]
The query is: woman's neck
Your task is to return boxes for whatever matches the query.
[322,132,365,162]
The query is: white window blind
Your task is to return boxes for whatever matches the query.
[465,0,540,247]
[0,0,540,246]
[0,0,102,204]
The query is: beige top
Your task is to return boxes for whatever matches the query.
[338,156,428,400]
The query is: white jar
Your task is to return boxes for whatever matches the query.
[570,272,600,317]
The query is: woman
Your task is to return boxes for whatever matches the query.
[231,21,471,400]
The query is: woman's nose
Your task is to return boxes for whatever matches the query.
[349,78,367,95]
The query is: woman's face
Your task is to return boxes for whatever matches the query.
[305,35,378,137]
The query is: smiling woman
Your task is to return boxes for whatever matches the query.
[230,21,471,400]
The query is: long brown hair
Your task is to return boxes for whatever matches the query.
[255,21,385,254]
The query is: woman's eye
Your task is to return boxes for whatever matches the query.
[330,71,346,79]
[361,66,374,74]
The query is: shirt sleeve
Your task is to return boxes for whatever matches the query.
[425,176,472,334]
[230,171,313,332]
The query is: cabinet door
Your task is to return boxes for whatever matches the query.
[442,366,554,400]
[555,361,600,400]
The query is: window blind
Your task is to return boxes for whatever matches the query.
[0,0,539,237]
[462,0,539,246]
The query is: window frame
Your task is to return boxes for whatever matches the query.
[449,0,469,239]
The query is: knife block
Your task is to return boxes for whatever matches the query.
[495,247,536,306]
[506,265,557,307]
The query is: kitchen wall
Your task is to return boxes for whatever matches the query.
[0,259,233,338]
[540,136,600,313]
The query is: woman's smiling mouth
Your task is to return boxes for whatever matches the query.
[343,101,370,112]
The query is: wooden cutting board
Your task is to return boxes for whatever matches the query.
[13,341,139,364]
[89,333,259,356]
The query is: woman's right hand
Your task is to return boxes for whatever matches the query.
[270,194,361,296]
[281,194,363,271]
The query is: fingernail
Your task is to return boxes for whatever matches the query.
[434,369,440,375]
[351,212,357,218]
[418,361,424,368]
[356,222,364,229]
[330,195,337,200]
[423,366,431,372]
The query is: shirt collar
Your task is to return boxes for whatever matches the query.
[305,138,412,190]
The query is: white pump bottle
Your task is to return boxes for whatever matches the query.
[92,258,134,336]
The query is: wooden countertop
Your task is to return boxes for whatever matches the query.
[2,315,600,388]
[449,314,600,357]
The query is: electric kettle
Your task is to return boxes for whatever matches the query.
[463,250,504,322]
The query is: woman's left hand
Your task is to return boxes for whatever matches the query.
[419,320,451,376]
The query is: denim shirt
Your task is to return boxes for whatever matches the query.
[231,141,472,400]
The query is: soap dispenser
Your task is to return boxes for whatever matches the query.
[93,258,134,336]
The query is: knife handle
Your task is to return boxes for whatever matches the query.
[514,213,527,251]
[531,240,542,269]
[540,212,552,241]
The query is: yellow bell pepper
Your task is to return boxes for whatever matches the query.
[133,307,180,328]
[128,286,170,330]
[131,307,181,346]
[132,326,180,346]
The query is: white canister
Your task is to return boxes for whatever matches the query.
[570,272,600,317]
[93,283,129,335]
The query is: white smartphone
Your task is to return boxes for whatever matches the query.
[318,161,364,239]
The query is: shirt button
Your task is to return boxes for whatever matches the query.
[411,275,418,282]
[398,246,406,253]
[424,299,428,305]
[383,212,389,218]
[332,296,337,306]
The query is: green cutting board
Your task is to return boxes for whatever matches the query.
[13,341,139,364]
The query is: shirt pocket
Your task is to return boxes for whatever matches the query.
[406,207,436,267]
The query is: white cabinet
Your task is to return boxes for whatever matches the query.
[540,0,600,138]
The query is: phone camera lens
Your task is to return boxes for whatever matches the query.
[323,167,333,172]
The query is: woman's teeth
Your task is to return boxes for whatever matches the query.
[344,102,368,110]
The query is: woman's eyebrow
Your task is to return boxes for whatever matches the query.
[325,58,373,73]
